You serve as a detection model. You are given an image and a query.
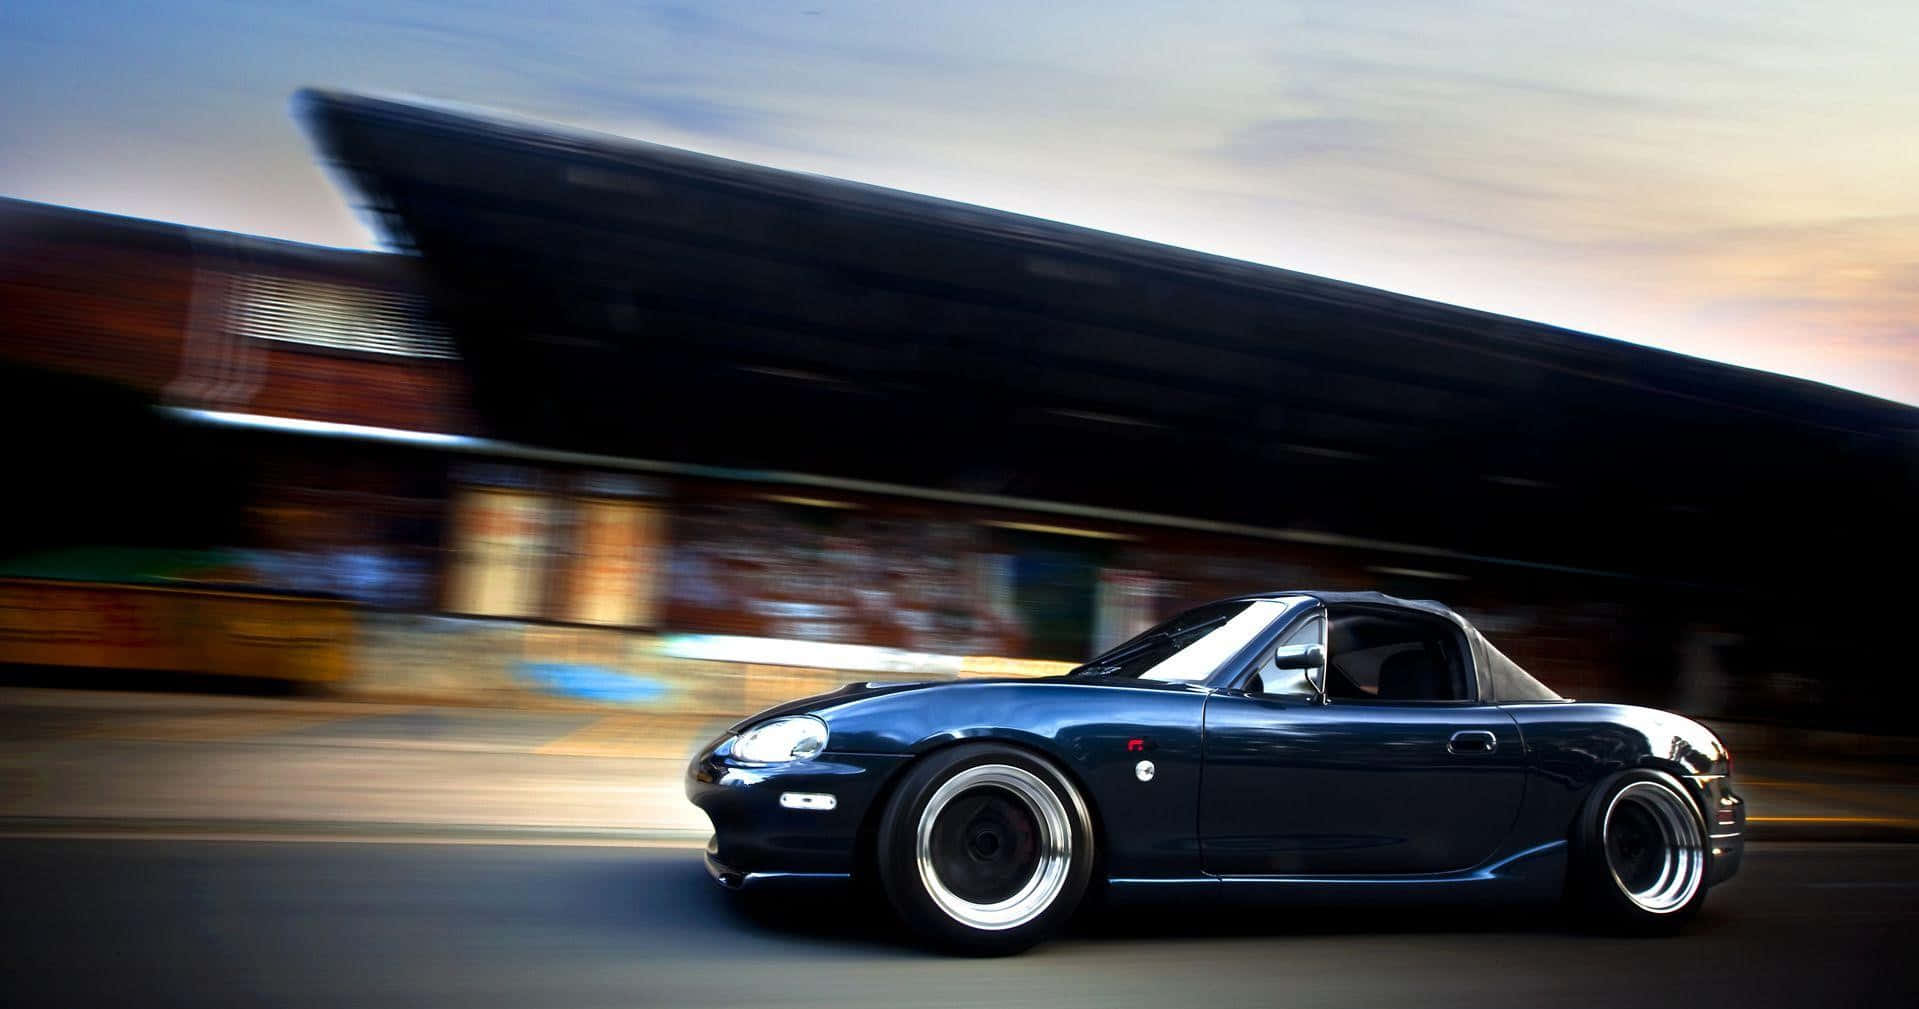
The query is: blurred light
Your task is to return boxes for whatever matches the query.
[658,633,965,675]
[1045,408,1165,429]
[957,656,1077,677]
[980,520,1138,542]
[736,364,847,386]
[1366,565,1470,582]
[1485,474,1555,489]
[756,494,863,510]
[163,407,476,449]
[1279,443,1373,461]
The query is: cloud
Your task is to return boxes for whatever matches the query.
[0,0,1913,402]
[1220,116,1398,161]
[548,85,774,143]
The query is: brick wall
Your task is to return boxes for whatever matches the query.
[0,198,476,435]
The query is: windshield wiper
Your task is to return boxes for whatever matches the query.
[1068,631,1172,677]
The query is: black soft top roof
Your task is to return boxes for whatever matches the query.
[1244,590,1564,703]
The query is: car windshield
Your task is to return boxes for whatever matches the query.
[1074,598,1299,683]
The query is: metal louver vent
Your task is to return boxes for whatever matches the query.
[231,273,457,359]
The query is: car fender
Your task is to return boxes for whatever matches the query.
[1501,701,1732,846]
[819,679,1209,879]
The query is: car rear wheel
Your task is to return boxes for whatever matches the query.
[1569,769,1709,933]
[874,743,1093,955]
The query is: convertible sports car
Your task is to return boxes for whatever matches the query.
[686,590,1744,954]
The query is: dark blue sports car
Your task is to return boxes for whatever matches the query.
[686,590,1744,953]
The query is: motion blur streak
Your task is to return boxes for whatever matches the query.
[3,840,1917,1008]
[3,90,1912,732]
[1,4,1917,1004]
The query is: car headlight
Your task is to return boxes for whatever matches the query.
[732,715,828,764]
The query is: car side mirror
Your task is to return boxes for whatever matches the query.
[1271,643,1324,670]
[1272,643,1329,704]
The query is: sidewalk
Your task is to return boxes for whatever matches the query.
[1,687,1913,843]
[0,688,725,842]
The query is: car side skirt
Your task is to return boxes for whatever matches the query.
[1105,839,1569,904]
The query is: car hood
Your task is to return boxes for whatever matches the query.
[724,674,1199,731]
[724,678,951,731]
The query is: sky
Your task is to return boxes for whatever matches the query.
[4,1,1916,405]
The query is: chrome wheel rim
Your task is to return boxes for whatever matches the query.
[1602,780,1705,914]
[915,764,1072,931]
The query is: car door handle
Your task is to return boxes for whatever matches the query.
[1448,730,1498,754]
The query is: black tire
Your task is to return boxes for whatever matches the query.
[873,743,1094,955]
[1568,768,1710,934]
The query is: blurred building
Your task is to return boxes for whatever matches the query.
[1,90,1913,728]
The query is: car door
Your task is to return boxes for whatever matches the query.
[1199,606,1527,876]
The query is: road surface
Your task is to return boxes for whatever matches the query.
[2,838,1914,1008]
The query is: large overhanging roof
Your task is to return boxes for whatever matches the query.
[294,89,1911,433]
[296,89,1915,584]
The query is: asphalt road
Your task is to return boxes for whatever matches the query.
[2,839,1914,1009]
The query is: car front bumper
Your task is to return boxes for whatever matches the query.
[684,733,908,877]
[1702,778,1745,886]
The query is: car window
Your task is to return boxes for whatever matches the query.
[1095,600,1251,657]
[1138,599,1295,682]
[1327,642,1421,697]
[1325,610,1471,702]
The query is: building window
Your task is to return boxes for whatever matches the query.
[230,273,457,359]
[445,487,550,619]
[561,496,665,627]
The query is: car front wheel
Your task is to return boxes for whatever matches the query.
[873,743,1094,955]
[1569,768,1710,933]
